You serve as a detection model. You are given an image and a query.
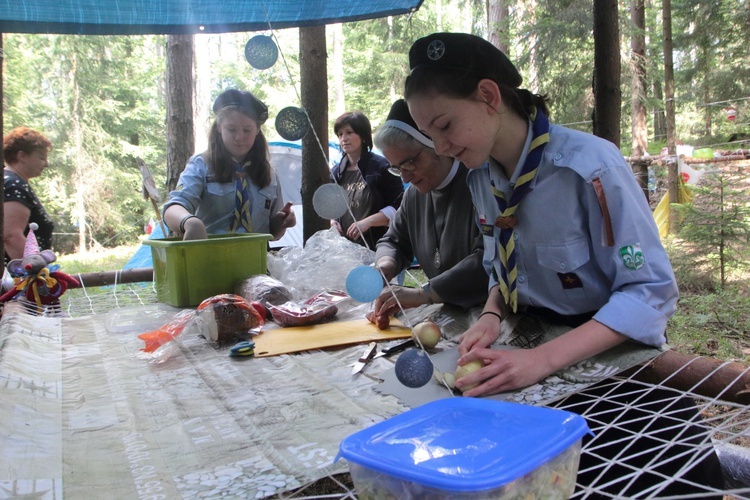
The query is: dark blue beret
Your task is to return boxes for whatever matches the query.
[213,89,268,124]
[409,32,522,88]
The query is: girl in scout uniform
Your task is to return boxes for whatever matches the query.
[404,33,723,496]
[163,89,295,241]
[404,32,677,396]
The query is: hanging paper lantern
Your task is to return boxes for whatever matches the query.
[275,106,309,141]
[312,183,348,219]
[244,35,278,70]
[345,266,383,303]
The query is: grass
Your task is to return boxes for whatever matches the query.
[57,244,138,275]
[55,243,750,365]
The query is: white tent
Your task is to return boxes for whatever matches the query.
[268,140,342,248]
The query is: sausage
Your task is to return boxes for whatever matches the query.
[366,310,390,330]
[268,301,338,327]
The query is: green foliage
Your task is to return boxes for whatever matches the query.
[673,168,750,288]
[3,0,749,258]
[4,34,167,253]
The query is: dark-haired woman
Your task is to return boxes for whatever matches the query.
[404,32,723,497]
[163,89,295,241]
[330,111,403,249]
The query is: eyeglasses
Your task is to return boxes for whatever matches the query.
[387,147,426,177]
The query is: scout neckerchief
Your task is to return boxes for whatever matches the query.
[229,161,253,233]
[492,107,550,312]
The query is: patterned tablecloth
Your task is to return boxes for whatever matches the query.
[0,301,668,499]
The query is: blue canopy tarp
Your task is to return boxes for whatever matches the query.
[0,0,423,34]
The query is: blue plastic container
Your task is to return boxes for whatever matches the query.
[337,398,590,499]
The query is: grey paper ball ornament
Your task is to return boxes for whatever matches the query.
[245,35,278,70]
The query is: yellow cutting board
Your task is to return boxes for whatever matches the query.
[253,318,411,357]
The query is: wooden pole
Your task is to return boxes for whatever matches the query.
[662,0,679,234]
[624,350,750,405]
[69,267,153,288]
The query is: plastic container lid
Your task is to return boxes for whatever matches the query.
[337,398,590,492]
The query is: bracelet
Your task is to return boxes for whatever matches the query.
[479,311,502,322]
[421,282,434,305]
[179,214,198,233]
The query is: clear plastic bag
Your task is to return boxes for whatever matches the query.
[267,228,375,299]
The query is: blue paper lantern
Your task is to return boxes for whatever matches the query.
[395,349,434,388]
[345,266,383,303]
[245,35,278,70]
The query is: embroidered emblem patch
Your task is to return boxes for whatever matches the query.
[427,40,445,61]
[620,243,645,271]
[557,272,583,289]
[479,214,494,236]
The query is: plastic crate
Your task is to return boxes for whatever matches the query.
[337,398,590,499]
[143,233,272,307]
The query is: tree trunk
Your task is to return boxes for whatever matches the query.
[488,0,509,54]
[652,79,667,142]
[331,24,346,117]
[701,47,712,138]
[630,0,650,201]
[299,26,331,245]
[165,34,195,194]
[525,0,540,93]
[662,0,679,234]
[71,52,87,253]
[194,34,211,154]
[592,0,621,148]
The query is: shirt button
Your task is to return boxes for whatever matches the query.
[555,153,563,161]
[560,263,566,270]
[513,233,519,241]
[518,275,526,283]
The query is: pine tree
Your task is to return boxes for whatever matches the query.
[674,167,750,289]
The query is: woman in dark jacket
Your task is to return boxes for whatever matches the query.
[330,111,403,249]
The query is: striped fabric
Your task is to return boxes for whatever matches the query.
[492,108,550,312]
[229,162,253,233]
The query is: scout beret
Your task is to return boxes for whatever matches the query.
[213,88,269,124]
[383,99,434,148]
[409,32,522,88]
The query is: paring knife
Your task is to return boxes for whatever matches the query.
[351,341,378,375]
[372,338,414,359]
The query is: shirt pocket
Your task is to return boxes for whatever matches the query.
[536,238,590,299]
[206,181,236,216]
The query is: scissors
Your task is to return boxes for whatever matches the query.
[351,338,415,375]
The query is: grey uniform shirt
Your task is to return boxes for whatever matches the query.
[468,123,678,347]
[163,153,284,236]
[375,160,488,309]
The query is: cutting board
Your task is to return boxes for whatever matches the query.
[253,318,411,357]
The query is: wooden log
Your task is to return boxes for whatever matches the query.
[622,350,750,405]
[69,268,153,288]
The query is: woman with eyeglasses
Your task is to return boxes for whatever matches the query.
[330,111,404,249]
[368,99,488,326]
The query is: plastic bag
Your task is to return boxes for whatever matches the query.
[235,274,294,305]
[267,228,375,298]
